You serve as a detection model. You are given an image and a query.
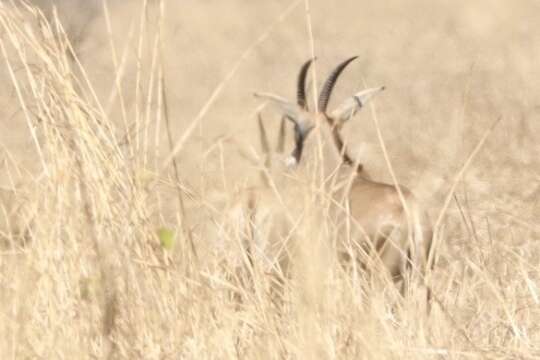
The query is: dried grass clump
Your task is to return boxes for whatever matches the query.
[0,1,538,359]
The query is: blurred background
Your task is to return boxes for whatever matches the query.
[3,0,539,201]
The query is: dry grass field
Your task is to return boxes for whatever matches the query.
[0,0,540,358]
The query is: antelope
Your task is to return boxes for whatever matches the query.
[253,57,434,301]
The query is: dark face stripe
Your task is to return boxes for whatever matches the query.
[291,122,304,163]
[291,124,314,164]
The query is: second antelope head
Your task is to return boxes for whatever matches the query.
[254,56,385,170]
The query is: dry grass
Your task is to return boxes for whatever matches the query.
[0,0,539,358]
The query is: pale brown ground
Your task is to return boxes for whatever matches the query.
[0,0,539,359]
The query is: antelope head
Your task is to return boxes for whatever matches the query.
[254,56,385,170]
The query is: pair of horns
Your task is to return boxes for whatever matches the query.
[296,56,359,113]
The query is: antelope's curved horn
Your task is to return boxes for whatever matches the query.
[318,56,358,113]
[297,58,315,110]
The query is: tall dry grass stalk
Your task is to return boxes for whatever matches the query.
[0,0,538,359]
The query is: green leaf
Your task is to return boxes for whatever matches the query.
[158,227,175,250]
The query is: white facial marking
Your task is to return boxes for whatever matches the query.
[285,156,297,168]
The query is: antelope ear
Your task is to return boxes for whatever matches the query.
[254,92,302,122]
[329,86,385,123]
